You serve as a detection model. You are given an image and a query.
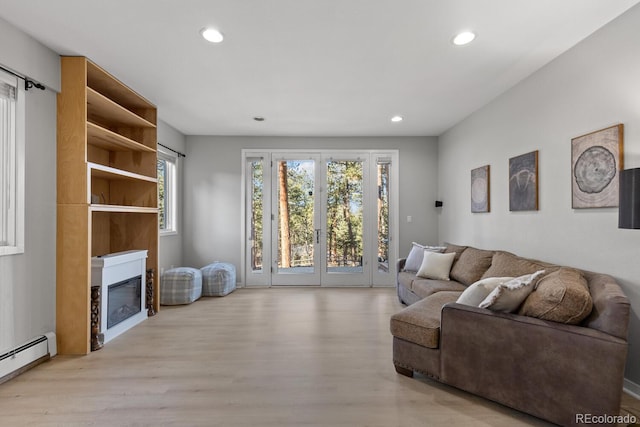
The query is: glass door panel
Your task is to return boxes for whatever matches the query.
[371,155,396,286]
[245,155,271,287]
[272,155,320,285]
[249,159,264,273]
[325,160,364,274]
[377,161,390,273]
[321,156,370,286]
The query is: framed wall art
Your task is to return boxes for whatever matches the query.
[571,124,623,208]
[509,151,538,211]
[471,165,490,213]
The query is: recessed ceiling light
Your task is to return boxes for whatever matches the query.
[391,115,403,123]
[453,31,476,46]
[201,27,224,43]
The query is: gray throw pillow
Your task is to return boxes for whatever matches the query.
[404,242,446,271]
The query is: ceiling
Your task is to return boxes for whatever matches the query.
[0,0,638,137]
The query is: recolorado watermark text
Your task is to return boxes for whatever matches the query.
[575,413,637,424]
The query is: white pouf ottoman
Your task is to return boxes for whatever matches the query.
[201,262,236,296]
[160,267,202,305]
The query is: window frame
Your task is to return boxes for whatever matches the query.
[0,69,25,257]
[157,148,178,236]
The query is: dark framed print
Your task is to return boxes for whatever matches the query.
[509,151,538,211]
[571,124,623,208]
[471,165,490,213]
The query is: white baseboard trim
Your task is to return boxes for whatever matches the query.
[624,378,640,399]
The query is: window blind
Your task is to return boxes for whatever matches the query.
[0,72,18,248]
[0,81,16,100]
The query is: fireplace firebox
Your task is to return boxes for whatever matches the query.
[91,250,148,344]
[107,275,142,329]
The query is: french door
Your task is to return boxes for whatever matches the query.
[272,154,322,285]
[244,150,397,287]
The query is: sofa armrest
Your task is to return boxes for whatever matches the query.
[440,303,627,426]
[397,258,406,272]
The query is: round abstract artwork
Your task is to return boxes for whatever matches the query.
[571,124,622,209]
[573,146,616,194]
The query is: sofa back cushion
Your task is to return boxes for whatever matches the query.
[444,243,467,267]
[518,268,593,324]
[481,251,553,279]
[450,247,494,286]
[581,271,630,340]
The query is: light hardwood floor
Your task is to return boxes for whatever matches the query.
[1,288,637,426]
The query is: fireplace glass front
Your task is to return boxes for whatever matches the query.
[107,275,142,329]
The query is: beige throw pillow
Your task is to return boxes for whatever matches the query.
[519,268,593,324]
[456,276,516,307]
[479,270,546,313]
[417,251,456,281]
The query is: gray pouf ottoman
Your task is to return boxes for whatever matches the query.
[201,262,236,296]
[160,267,202,305]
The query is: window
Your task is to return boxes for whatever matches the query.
[157,150,177,234]
[0,69,25,256]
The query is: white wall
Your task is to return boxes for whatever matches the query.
[157,120,186,274]
[183,136,438,284]
[0,17,60,92]
[0,18,58,352]
[438,4,640,385]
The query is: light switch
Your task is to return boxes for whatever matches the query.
[407,215,412,223]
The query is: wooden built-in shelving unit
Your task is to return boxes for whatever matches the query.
[57,57,159,355]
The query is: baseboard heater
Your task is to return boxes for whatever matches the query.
[0,332,56,385]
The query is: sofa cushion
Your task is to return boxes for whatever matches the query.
[444,243,467,268]
[519,268,593,324]
[450,247,494,285]
[412,279,467,299]
[397,271,417,290]
[582,271,630,340]
[456,276,515,307]
[390,291,462,349]
[417,251,456,280]
[404,242,446,271]
[481,251,551,279]
[479,270,546,313]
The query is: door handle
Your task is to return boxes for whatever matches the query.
[315,229,320,244]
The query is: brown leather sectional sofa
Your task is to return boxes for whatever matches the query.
[391,243,630,426]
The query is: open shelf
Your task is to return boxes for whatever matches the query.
[90,162,157,209]
[91,204,158,213]
[87,122,156,153]
[89,162,157,183]
[86,61,155,120]
[87,87,156,129]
